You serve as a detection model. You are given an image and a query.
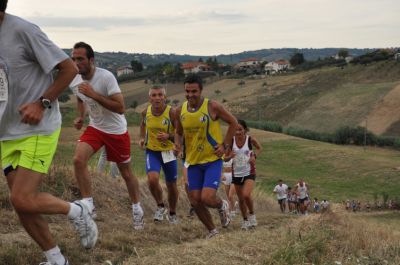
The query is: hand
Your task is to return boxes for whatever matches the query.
[173,143,182,158]
[213,144,225,158]
[249,155,256,164]
[156,132,169,142]
[139,138,145,150]
[74,117,84,130]
[78,82,97,99]
[221,175,226,181]
[19,101,44,125]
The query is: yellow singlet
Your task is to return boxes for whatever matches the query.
[181,98,222,165]
[145,104,174,151]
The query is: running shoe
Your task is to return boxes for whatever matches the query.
[248,214,257,227]
[133,209,144,230]
[229,211,236,220]
[241,219,251,230]
[234,201,240,214]
[167,213,179,224]
[69,200,98,249]
[187,207,195,218]
[153,206,165,222]
[206,229,219,239]
[39,260,69,265]
[218,199,231,228]
[91,207,97,220]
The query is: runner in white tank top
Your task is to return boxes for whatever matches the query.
[231,120,262,230]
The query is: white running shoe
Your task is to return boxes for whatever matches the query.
[167,214,179,224]
[218,199,231,228]
[153,206,165,222]
[133,209,144,230]
[69,200,98,249]
[229,211,236,220]
[206,229,219,239]
[187,207,195,218]
[248,214,257,227]
[91,207,97,220]
[241,219,251,230]
[234,201,240,214]
[39,260,69,265]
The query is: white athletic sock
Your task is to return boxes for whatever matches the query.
[67,202,82,219]
[82,197,94,211]
[132,202,143,214]
[44,246,66,265]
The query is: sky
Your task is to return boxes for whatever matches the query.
[6,0,400,56]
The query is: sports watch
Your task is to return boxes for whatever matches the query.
[40,96,52,109]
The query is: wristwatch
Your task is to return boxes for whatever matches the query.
[40,96,52,109]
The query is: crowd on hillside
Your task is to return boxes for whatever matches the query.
[344,199,399,212]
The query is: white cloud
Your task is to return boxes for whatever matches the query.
[6,0,400,55]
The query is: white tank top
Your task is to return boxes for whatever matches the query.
[297,183,308,199]
[232,135,252,178]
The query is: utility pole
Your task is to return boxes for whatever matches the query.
[364,117,368,151]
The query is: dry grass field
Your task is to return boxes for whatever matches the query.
[1,126,400,264]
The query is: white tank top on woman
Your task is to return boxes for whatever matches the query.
[232,135,252,178]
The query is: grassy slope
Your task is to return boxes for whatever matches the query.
[1,127,400,264]
[62,61,400,135]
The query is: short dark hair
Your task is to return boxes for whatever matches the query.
[184,74,203,90]
[73,41,95,59]
[237,119,249,132]
[278,179,283,182]
[0,0,8,12]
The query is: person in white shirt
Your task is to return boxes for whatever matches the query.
[69,42,144,230]
[273,179,288,213]
[293,179,309,215]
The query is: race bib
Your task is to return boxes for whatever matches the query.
[0,68,8,101]
[161,150,176,164]
[87,99,103,118]
[235,153,248,167]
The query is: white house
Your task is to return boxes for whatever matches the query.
[117,66,134,77]
[265,59,290,74]
[181,62,210,74]
[236,57,262,69]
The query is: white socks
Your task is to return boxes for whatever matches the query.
[132,202,143,214]
[67,202,82,219]
[82,197,94,211]
[44,246,66,265]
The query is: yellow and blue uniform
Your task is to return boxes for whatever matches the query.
[144,105,177,182]
[181,98,223,190]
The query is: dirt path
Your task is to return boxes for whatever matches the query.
[365,83,400,134]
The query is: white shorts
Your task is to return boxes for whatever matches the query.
[222,172,232,185]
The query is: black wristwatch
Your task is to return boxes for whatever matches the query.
[40,96,52,109]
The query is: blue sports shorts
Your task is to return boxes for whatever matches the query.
[187,159,222,191]
[145,149,178,183]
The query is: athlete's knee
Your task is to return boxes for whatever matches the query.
[73,155,88,168]
[147,174,160,187]
[200,193,216,207]
[10,193,34,213]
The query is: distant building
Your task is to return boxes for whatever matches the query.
[395,53,400,61]
[265,59,290,74]
[116,66,134,77]
[236,57,262,68]
[181,62,210,74]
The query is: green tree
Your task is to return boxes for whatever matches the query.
[338,49,349,58]
[130,60,143,72]
[130,100,138,110]
[290,52,305,66]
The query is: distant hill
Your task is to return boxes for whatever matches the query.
[63,48,375,72]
